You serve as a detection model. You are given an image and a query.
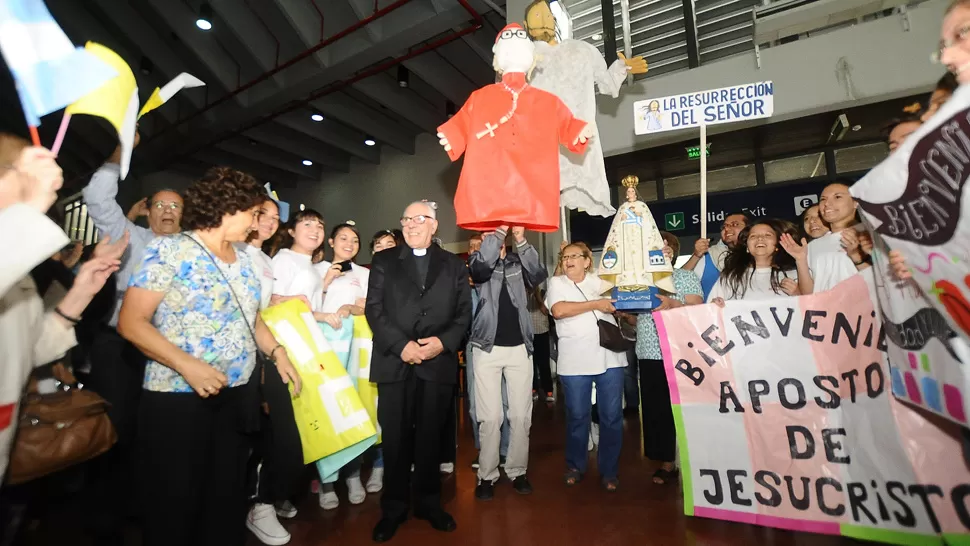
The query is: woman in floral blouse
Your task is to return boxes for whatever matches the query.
[627,231,702,486]
[119,168,301,546]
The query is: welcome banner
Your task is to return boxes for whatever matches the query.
[656,275,970,545]
[851,85,970,426]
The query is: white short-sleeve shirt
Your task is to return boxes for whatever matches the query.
[545,273,627,377]
[238,243,275,310]
[271,248,324,312]
[708,268,797,302]
[807,231,859,293]
[314,261,370,314]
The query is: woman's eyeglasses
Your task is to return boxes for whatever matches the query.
[562,253,587,261]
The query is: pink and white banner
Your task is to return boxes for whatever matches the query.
[656,275,970,545]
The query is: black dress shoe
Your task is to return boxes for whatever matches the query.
[512,475,533,495]
[372,517,405,543]
[475,479,494,500]
[414,509,457,532]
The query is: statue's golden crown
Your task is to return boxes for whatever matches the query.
[621,175,639,188]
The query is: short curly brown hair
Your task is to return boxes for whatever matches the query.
[181,166,266,231]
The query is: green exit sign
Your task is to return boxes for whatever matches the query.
[686,143,711,160]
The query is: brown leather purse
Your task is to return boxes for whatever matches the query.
[6,365,116,485]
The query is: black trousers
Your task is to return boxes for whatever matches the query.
[249,362,304,504]
[139,386,254,546]
[439,385,458,465]
[639,359,676,462]
[533,331,553,394]
[378,374,454,520]
[80,328,146,534]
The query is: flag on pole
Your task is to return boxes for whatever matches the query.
[65,42,138,179]
[264,182,291,223]
[0,0,117,126]
[138,72,204,118]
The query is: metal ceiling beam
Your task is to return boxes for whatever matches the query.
[143,3,481,163]
[86,0,208,110]
[310,94,416,154]
[269,0,331,66]
[682,0,701,68]
[244,123,352,172]
[142,0,245,97]
[196,149,315,187]
[210,0,286,82]
[216,137,325,178]
[435,38,495,86]
[352,75,445,134]
[401,54,478,106]
[275,111,380,164]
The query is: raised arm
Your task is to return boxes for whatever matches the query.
[81,162,147,244]
[514,230,548,289]
[467,229,504,284]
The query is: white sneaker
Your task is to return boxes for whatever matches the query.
[318,489,339,510]
[366,467,384,493]
[588,432,594,452]
[347,476,366,505]
[247,503,291,545]
[275,500,297,519]
[439,462,454,474]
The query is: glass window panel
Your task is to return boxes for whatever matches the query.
[663,164,756,198]
[764,153,827,183]
[835,143,888,173]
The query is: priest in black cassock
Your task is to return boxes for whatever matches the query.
[365,200,472,543]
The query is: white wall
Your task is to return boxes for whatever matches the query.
[596,0,949,156]
[284,133,473,261]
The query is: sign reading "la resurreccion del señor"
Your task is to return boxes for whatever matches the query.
[634,81,775,135]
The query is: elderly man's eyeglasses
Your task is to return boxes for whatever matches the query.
[153,201,182,211]
[400,215,434,226]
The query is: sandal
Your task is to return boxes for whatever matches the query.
[563,468,583,486]
[652,467,679,485]
[601,478,619,492]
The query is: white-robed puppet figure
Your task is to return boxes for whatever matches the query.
[437,23,593,232]
[525,0,648,218]
[597,175,673,311]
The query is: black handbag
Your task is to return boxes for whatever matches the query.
[573,282,633,353]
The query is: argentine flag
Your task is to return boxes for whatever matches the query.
[0,0,116,125]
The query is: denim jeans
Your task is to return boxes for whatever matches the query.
[466,342,510,457]
[560,367,624,480]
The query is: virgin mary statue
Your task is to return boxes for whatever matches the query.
[597,175,674,311]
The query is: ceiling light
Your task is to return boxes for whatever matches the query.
[300,204,305,211]
[311,113,324,122]
[196,3,213,31]
[302,159,313,166]
[364,138,376,146]
[397,66,409,88]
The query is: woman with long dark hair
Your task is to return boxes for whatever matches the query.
[709,219,799,304]
[271,209,340,327]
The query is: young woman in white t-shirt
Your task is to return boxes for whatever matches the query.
[314,222,369,317]
[270,209,341,329]
[709,219,799,305]
[241,199,279,310]
[781,183,870,294]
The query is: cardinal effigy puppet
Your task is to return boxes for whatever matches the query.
[436,23,593,232]
[525,0,649,218]
[597,175,673,311]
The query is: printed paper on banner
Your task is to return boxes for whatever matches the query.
[655,275,970,544]
[260,299,376,464]
[634,81,774,135]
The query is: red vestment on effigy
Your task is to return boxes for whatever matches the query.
[437,72,589,232]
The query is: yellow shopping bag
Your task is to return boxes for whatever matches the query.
[350,316,381,444]
[261,300,377,464]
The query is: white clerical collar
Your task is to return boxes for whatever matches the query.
[412,248,428,256]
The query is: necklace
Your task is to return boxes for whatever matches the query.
[499,80,528,124]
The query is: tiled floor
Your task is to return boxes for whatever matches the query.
[256,400,862,546]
